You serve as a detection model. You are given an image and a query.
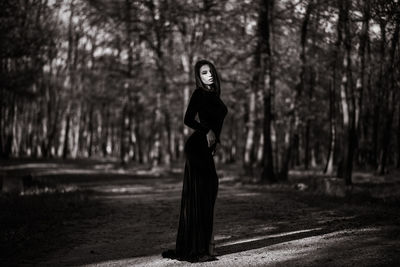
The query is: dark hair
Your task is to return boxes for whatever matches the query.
[194,59,221,97]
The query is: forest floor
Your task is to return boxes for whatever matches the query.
[1,158,400,267]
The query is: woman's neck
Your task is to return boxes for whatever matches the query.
[204,85,213,91]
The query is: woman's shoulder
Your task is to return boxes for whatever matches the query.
[194,87,204,93]
[188,88,203,104]
[192,87,205,97]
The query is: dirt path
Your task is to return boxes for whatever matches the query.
[2,160,400,266]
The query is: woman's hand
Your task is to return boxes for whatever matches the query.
[206,129,216,147]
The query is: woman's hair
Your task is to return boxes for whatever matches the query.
[194,59,221,97]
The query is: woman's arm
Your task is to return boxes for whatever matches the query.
[184,89,210,134]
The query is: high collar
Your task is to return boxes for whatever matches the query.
[199,87,215,93]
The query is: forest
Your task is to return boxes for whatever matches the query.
[1,0,400,185]
[2,1,400,266]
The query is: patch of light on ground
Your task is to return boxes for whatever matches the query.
[219,228,323,247]
[1,163,62,170]
[92,185,153,194]
[93,164,115,170]
[36,169,129,176]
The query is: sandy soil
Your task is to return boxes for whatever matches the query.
[1,159,400,266]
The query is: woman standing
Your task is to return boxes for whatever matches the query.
[162,59,228,262]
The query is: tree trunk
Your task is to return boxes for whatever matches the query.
[335,0,356,185]
[354,0,370,167]
[45,78,60,158]
[377,15,400,174]
[279,123,293,180]
[244,43,259,175]
[371,18,387,167]
[88,105,94,157]
[377,110,394,174]
[62,0,75,160]
[152,91,162,166]
[304,122,310,170]
[258,0,276,183]
[11,101,19,156]
[70,103,81,158]
[136,116,144,163]
[397,103,400,168]
[257,132,264,165]
[302,1,315,171]
[0,90,4,157]
[163,106,172,165]
[181,52,191,160]
[62,111,71,159]
[120,106,130,165]
[324,79,336,174]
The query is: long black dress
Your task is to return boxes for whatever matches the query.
[162,87,228,262]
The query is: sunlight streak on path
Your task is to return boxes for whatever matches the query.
[218,227,323,247]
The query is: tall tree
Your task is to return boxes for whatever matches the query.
[259,0,276,183]
[377,4,400,174]
[280,0,315,180]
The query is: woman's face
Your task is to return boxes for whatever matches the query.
[199,64,213,85]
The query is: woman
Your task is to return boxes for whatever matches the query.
[162,59,228,262]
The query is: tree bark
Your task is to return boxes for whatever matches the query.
[62,111,71,159]
[181,52,191,149]
[372,17,387,167]
[324,79,336,174]
[336,0,356,185]
[62,0,76,159]
[259,0,276,183]
[244,42,260,176]
[397,103,400,168]
[88,105,94,157]
[354,0,370,167]
[377,14,400,175]
[302,1,315,171]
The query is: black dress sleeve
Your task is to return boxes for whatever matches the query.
[184,89,210,134]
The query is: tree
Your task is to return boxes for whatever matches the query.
[258,0,276,183]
